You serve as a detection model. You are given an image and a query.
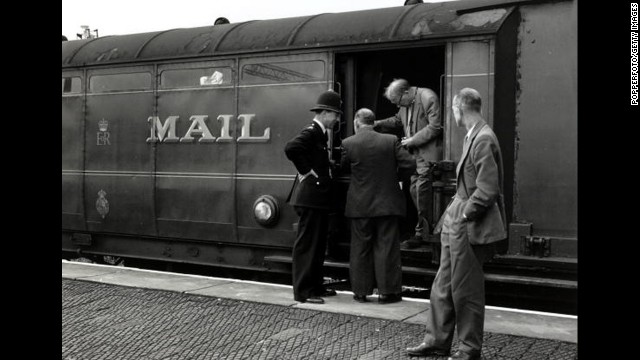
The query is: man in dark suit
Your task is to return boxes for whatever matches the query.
[406,88,506,360]
[374,78,443,249]
[341,108,415,304]
[284,90,342,304]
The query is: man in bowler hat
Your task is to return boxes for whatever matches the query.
[284,90,342,304]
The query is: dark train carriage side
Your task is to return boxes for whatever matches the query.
[62,0,576,310]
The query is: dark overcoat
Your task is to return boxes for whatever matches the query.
[284,121,332,210]
[340,127,415,218]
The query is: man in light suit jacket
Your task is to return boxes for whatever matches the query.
[406,88,506,360]
[284,90,342,305]
[341,108,415,304]
[374,78,443,249]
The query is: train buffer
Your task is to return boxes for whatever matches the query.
[62,260,577,359]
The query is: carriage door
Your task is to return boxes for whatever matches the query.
[236,53,330,248]
[84,66,156,236]
[62,71,85,231]
[444,40,494,163]
[445,38,515,254]
[155,60,237,242]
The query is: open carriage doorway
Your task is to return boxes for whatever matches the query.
[334,45,446,245]
[335,45,446,139]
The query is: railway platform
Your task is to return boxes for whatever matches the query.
[62,260,577,359]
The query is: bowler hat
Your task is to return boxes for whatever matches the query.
[310,90,343,114]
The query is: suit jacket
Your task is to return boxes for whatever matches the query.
[453,120,507,244]
[284,121,332,210]
[374,87,443,168]
[340,127,415,218]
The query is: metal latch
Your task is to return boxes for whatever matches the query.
[523,236,550,257]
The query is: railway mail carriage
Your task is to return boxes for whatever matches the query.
[62,0,577,300]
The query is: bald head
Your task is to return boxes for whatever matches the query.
[355,108,375,125]
[354,108,375,133]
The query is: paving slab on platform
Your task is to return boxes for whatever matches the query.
[62,261,123,278]
[63,278,578,360]
[295,293,429,322]
[189,281,299,306]
[62,261,233,293]
[484,307,577,343]
[404,305,577,343]
[62,260,577,345]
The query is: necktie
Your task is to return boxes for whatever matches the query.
[405,107,412,138]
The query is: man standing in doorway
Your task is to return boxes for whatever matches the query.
[375,78,442,249]
[406,88,506,360]
[284,90,342,304]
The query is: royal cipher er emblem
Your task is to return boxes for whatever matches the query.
[96,189,110,219]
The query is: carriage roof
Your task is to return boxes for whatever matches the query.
[62,0,544,68]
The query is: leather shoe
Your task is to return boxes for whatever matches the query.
[353,294,368,303]
[406,343,450,357]
[299,297,324,304]
[378,293,402,304]
[448,350,480,360]
[318,288,337,297]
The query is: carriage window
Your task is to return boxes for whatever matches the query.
[89,72,152,93]
[161,67,232,89]
[241,61,324,85]
[62,77,81,94]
